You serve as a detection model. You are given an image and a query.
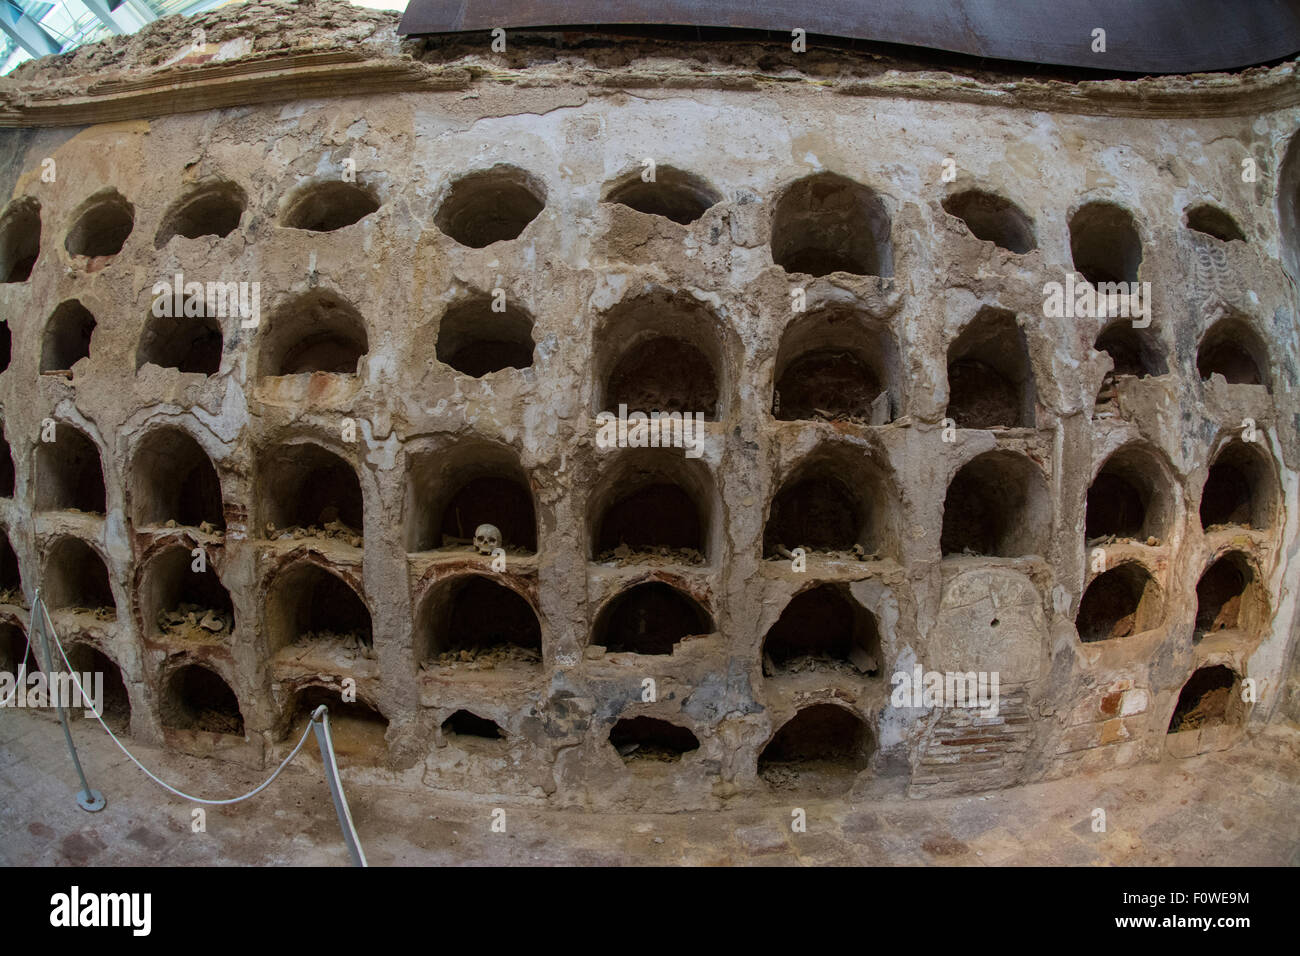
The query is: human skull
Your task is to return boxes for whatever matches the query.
[474,523,502,555]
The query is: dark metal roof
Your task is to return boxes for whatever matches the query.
[399,0,1300,74]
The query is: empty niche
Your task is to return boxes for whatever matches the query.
[0,322,10,372]
[1167,665,1243,734]
[436,295,535,376]
[259,291,368,377]
[764,446,898,559]
[609,716,699,764]
[940,451,1050,558]
[160,663,243,735]
[64,188,134,259]
[1069,201,1142,285]
[155,180,247,246]
[591,582,713,656]
[139,545,234,642]
[130,427,224,530]
[137,304,223,375]
[288,686,387,764]
[758,703,872,793]
[1,528,21,602]
[590,452,711,562]
[40,300,96,374]
[1279,132,1300,278]
[1094,320,1166,379]
[941,189,1036,253]
[1200,441,1277,532]
[434,165,545,248]
[1085,444,1174,542]
[405,443,536,553]
[0,428,12,496]
[762,584,880,677]
[1194,552,1263,643]
[1075,563,1162,642]
[35,425,106,514]
[43,537,115,618]
[771,172,893,278]
[0,622,39,677]
[442,708,504,741]
[0,197,40,282]
[418,575,541,666]
[603,166,721,225]
[946,309,1035,428]
[1184,204,1245,243]
[259,442,363,541]
[279,180,379,232]
[64,643,130,733]
[597,291,724,419]
[1196,314,1270,389]
[266,562,373,657]
[772,308,899,423]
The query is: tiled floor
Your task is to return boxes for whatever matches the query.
[2,711,1296,866]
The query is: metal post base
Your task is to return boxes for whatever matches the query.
[77,789,106,813]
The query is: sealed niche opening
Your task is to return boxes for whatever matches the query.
[772,308,899,423]
[139,546,234,642]
[419,575,541,665]
[0,430,12,496]
[161,663,243,735]
[137,308,223,375]
[0,623,39,678]
[1075,563,1161,642]
[289,686,387,763]
[1280,132,1300,279]
[941,189,1035,253]
[1194,552,1261,642]
[259,442,363,540]
[603,166,721,225]
[1200,441,1277,531]
[946,309,1035,428]
[405,442,536,553]
[609,716,699,763]
[435,296,534,376]
[1069,201,1142,285]
[1085,444,1173,542]
[1094,321,1166,379]
[43,537,115,617]
[130,427,224,530]
[1168,665,1242,734]
[280,180,379,232]
[35,425,106,514]
[155,180,247,246]
[267,562,372,656]
[442,709,503,740]
[758,703,872,793]
[64,189,134,258]
[64,644,130,733]
[763,584,880,677]
[940,451,1049,558]
[1197,315,1269,389]
[591,452,711,562]
[592,582,712,656]
[260,291,368,376]
[40,300,96,374]
[597,291,726,419]
[434,165,545,248]
[0,197,40,282]
[1184,204,1245,243]
[0,529,20,601]
[764,446,897,559]
[771,172,892,277]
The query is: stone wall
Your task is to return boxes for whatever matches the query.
[0,0,1296,808]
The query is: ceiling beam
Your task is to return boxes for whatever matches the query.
[0,0,63,58]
